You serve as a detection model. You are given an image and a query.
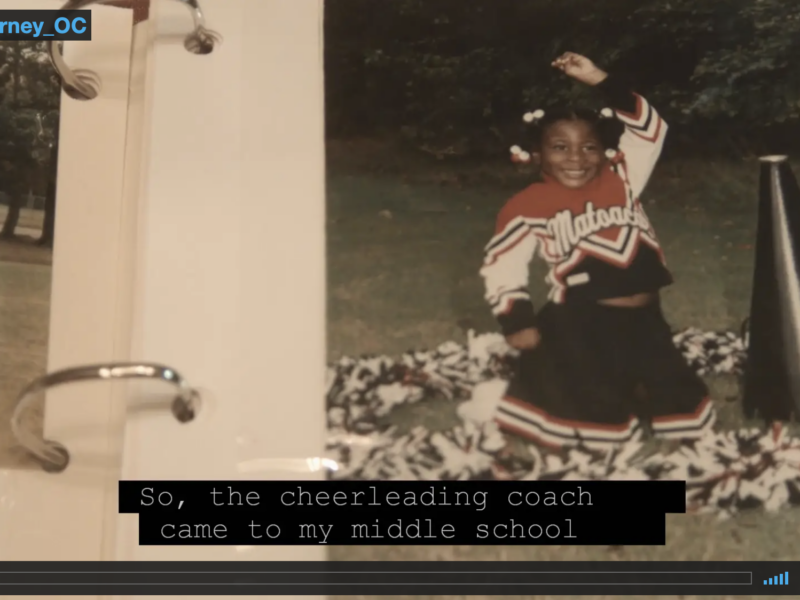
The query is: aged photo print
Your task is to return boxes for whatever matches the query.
[324,0,800,563]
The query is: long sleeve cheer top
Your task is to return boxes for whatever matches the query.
[481,74,672,336]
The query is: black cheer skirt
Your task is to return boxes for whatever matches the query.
[495,299,715,448]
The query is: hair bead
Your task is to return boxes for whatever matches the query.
[523,109,545,124]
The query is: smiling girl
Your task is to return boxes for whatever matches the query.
[481,52,714,456]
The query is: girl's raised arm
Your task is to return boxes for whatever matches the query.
[553,53,667,198]
[597,74,668,198]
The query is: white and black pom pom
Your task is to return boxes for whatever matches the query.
[326,326,747,436]
[323,326,800,517]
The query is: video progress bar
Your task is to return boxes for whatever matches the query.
[0,570,753,586]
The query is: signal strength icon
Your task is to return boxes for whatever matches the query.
[764,572,789,586]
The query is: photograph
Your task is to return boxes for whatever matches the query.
[323,0,800,562]
[0,40,60,470]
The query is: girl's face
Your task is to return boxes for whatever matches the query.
[536,119,606,189]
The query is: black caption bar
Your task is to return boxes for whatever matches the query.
[0,562,793,595]
[119,480,685,546]
[0,10,91,41]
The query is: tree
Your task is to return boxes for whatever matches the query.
[0,41,60,241]
[324,0,800,158]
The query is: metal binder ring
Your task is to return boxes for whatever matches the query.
[50,0,220,101]
[11,363,201,474]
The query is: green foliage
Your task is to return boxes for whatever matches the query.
[325,0,800,157]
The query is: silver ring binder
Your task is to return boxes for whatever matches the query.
[50,0,220,100]
[11,362,201,473]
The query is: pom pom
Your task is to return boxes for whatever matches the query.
[518,151,531,162]
[326,324,763,506]
[510,145,522,155]
[605,148,618,159]
[600,108,614,118]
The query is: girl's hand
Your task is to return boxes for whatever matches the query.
[552,52,608,86]
[506,328,541,350]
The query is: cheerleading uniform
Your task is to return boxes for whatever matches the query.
[480,74,714,448]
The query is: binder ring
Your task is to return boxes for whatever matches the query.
[11,362,201,473]
[50,0,220,100]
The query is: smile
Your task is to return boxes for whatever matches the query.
[562,169,589,178]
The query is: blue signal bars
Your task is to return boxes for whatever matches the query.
[764,572,789,586]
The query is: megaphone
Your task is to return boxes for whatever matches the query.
[742,156,800,422]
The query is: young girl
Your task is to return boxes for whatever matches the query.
[481,52,715,451]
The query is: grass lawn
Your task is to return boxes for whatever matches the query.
[326,142,800,581]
